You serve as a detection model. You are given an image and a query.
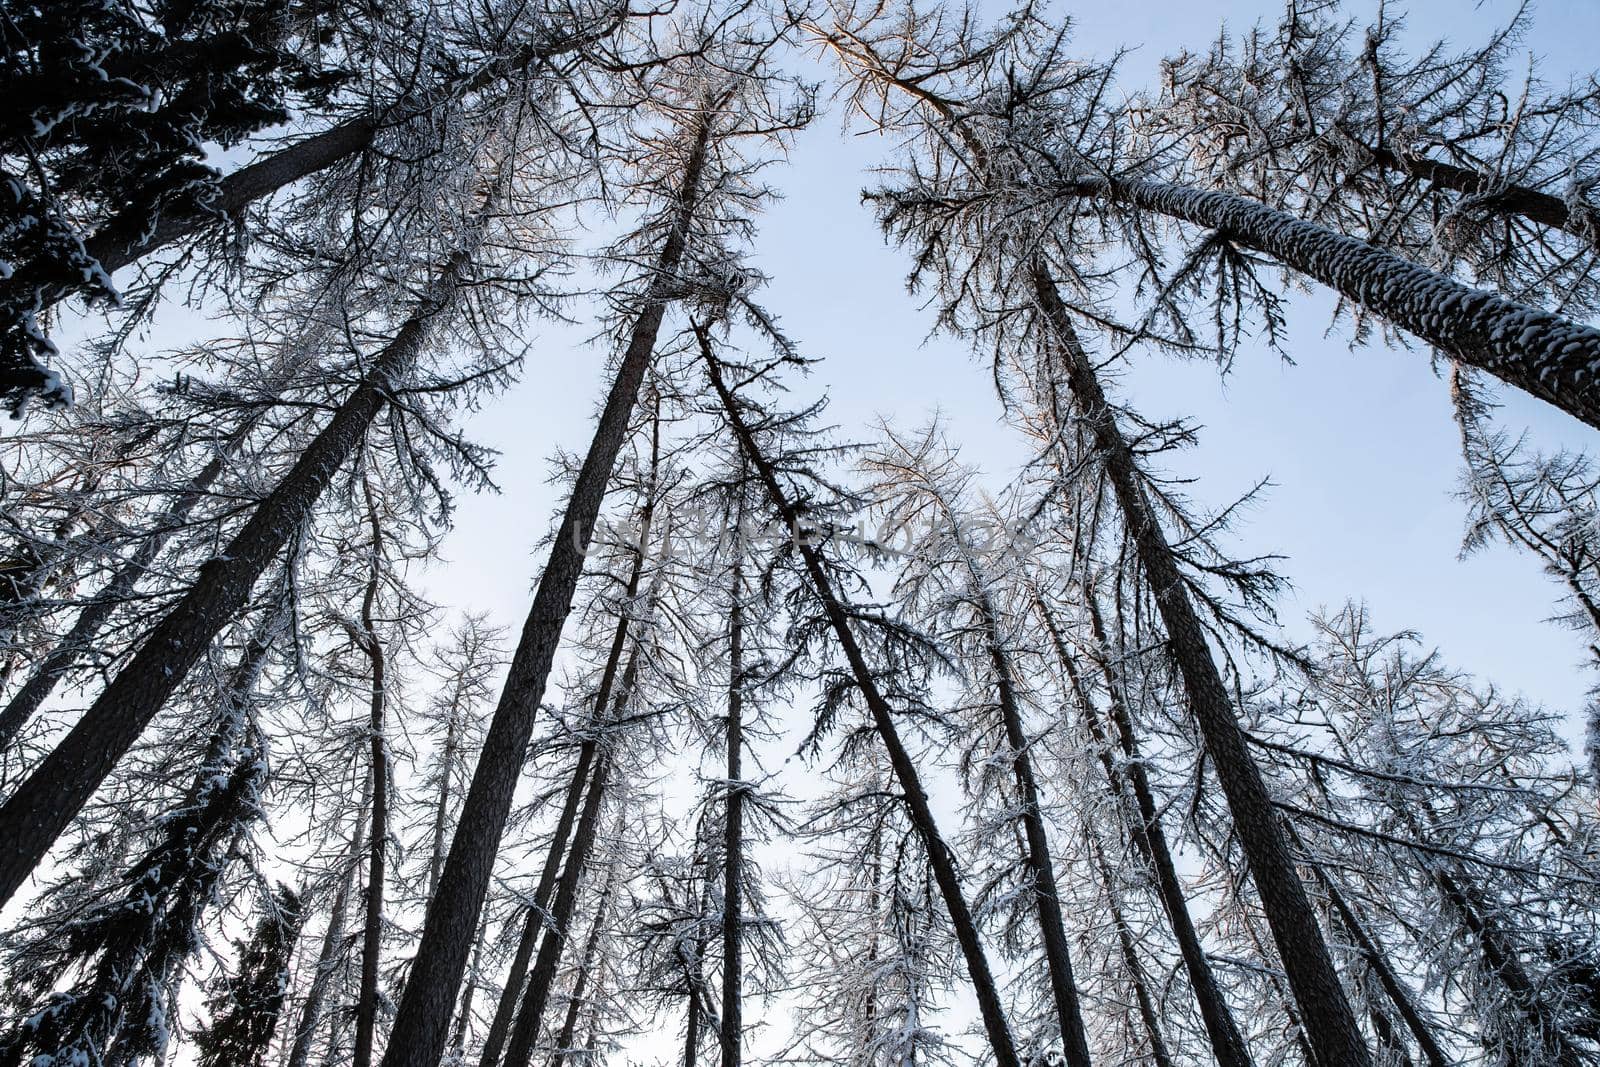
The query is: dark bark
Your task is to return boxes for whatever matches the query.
[958,560,1090,1064]
[699,345,1022,1067]
[1060,174,1600,430]
[451,922,488,1060]
[478,744,598,1067]
[1436,867,1586,1066]
[550,866,614,1066]
[720,556,744,1067]
[1029,262,1371,1066]
[0,250,468,909]
[1037,594,1256,1067]
[1287,825,1449,1067]
[353,532,389,1067]
[379,113,710,1067]
[684,983,701,1067]
[1355,140,1590,244]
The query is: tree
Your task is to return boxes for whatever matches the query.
[0,69,587,906]
[699,332,1024,1067]
[863,422,1094,1065]
[381,31,812,1065]
[813,5,1372,1059]
[193,884,304,1067]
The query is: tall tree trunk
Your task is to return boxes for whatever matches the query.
[500,744,617,1067]
[720,553,744,1067]
[478,744,598,1067]
[428,697,462,902]
[1037,594,1256,1067]
[379,112,710,1067]
[0,421,247,751]
[478,420,659,1067]
[0,248,471,909]
[451,918,489,1061]
[975,597,1092,1066]
[550,865,614,1066]
[1029,263,1371,1066]
[1284,824,1449,1067]
[684,985,701,1067]
[287,777,372,1067]
[699,345,1022,1067]
[1085,823,1174,1067]
[353,520,390,1067]
[1055,175,1600,429]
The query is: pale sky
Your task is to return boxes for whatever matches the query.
[426,0,1600,752]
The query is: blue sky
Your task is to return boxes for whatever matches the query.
[423,0,1600,750]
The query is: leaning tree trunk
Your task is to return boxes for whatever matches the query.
[700,346,1022,1067]
[0,246,473,909]
[958,563,1092,1066]
[1286,824,1449,1067]
[378,111,711,1067]
[499,738,620,1067]
[450,917,489,1061]
[286,776,372,1067]
[353,524,390,1067]
[1085,821,1175,1067]
[0,419,249,751]
[550,865,614,1067]
[1058,174,1600,429]
[1030,262,1371,1066]
[1038,594,1256,1067]
[721,550,745,1067]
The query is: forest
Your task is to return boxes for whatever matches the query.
[1,0,1599,1064]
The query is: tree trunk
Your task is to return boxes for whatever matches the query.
[451,919,489,1061]
[550,865,614,1067]
[1285,824,1449,1067]
[684,986,701,1067]
[478,417,658,1067]
[378,112,710,1067]
[478,745,598,1067]
[353,539,389,1067]
[1038,595,1256,1067]
[499,744,617,1067]
[0,248,470,909]
[981,613,1092,1066]
[428,698,462,902]
[1059,174,1600,429]
[1029,262,1371,1066]
[1085,823,1174,1067]
[700,346,1022,1067]
[287,777,371,1067]
[720,554,744,1067]
[477,586,646,1067]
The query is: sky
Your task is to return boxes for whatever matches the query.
[415,0,1600,756]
